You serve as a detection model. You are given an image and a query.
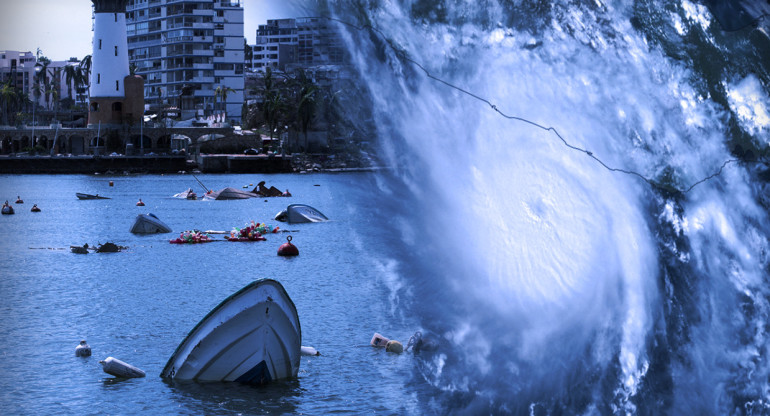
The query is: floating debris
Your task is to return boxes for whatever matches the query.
[100,357,145,378]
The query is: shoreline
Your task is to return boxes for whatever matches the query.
[0,153,384,174]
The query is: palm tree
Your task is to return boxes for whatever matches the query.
[214,85,236,119]
[63,64,79,104]
[0,81,17,126]
[293,69,318,151]
[78,55,92,99]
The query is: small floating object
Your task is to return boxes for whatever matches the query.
[71,244,89,254]
[136,199,145,206]
[109,181,114,187]
[161,279,301,384]
[274,204,328,223]
[277,236,299,256]
[130,213,171,234]
[15,196,23,204]
[95,242,125,253]
[1,203,14,215]
[301,346,320,356]
[30,204,41,212]
[370,332,390,348]
[75,340,91,357]
[282,189,292,197]
[100,357,146,378]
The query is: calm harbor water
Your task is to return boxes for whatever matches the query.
[0,173,425,415]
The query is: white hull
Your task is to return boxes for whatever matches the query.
[161,279,301,384]
[274,204,328,223]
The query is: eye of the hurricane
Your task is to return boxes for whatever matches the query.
[467,154,625,315]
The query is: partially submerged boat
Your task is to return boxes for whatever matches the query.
[274,204,328,223]
[77,193,110,200]
[130,213,172,234]
[160,279,301,384]
[173,188,197,200]
[203,187,256,200]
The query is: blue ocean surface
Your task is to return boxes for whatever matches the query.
[0,173,423,415]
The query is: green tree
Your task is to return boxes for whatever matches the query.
[214,85,236,119]
[0,81,17,126]
[293,69,318,151]
[63,64,80,104]
[78,55,92,98]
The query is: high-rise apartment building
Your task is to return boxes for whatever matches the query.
[126,0,244,121]
[247,18,345,73]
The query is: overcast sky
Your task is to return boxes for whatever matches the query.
[0,0,313,62]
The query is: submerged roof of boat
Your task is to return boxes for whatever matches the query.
[130,213,172,234]
[275,204,328,223]
[160,279,301,384]
[76,192,110,200]
[203,187,256,200]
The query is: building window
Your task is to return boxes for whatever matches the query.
[112,102,122,111]
[116,80,120,91]
[91,102,99,112]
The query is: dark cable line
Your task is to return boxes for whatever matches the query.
[321,15,755,195]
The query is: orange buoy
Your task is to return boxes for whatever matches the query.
[15,196,23,204]
[136,199,145,206]
[277,236,299,256]
[109,181,114,186]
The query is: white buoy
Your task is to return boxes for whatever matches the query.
[99,357,146,378]
[301,346,320,356]
[75,340,91,357]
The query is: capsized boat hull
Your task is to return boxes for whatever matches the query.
[130,213,172,234]
[160,279,301,384]
[274,204,328,223]
[76,193,110,200]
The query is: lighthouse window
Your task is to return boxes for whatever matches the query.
[115,46,118,56]
[99,39,102,49]
[97,73,100,84]
[114,13,118,22]
[116,80,120,91]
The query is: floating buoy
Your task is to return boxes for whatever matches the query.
[301,346,320,356]
[386,340,404,354]
[99,357,145,378]
[136,199,145,206]
[283,189,292,197]
[75,340,91,357]
[31,204,41,212]
[109,181,114,187]
[277,236,299,256]
[15,196,23,204]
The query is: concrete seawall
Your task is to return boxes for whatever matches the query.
[0,154,293,174]
[0,155,188,174]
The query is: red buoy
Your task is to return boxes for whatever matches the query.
[136,199,145,206]
[277,236,299,256]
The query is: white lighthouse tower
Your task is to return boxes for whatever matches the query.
[88,0,143,126]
